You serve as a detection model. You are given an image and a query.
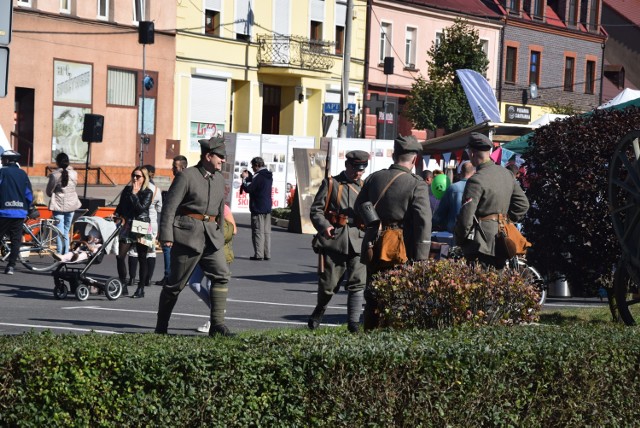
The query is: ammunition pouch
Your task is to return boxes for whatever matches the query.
[325,211,348,227]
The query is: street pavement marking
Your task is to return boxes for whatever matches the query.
[0,322,120,334]
[61,306,341,327]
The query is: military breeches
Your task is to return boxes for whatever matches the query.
[318,251,366,296]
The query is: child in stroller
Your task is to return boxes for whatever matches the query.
[53,224,102,263]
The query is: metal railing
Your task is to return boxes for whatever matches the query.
[257,34,335,71]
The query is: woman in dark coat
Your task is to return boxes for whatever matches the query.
[115,166,153,298]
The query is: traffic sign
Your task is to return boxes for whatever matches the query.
[0,47,8,97]
[0,0,12,46]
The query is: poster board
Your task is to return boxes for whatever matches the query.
[227,133,261,213]
[293,148,327,234]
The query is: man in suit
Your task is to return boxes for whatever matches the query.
[155,137,232,336]
[454,132,529,268]
[355,135,432,330]
[308,150,369,333]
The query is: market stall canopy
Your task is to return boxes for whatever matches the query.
[421,121,536,155]
[598,88,640,109]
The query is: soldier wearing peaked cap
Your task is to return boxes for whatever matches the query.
[454,132,529,268]
[355,135,432,330]
[155,136,234,337]
[308,150,369,333]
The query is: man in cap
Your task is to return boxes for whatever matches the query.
[240,157,273,261]
[355,136,432,330]
[155,136,233,336]
[308,150,369,333]
[0,150,34,275]
[454,132,529,268]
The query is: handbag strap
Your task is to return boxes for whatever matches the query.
[374,172,407,208]
[323,177,334,214]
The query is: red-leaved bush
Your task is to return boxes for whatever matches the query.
[370,259,540,329]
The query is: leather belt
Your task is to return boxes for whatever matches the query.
[381,222,401,230]
[479,214,499,221]
[181,210,218,222]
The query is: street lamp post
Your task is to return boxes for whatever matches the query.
[138,21,154,166]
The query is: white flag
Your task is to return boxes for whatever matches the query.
[456,69,501,124]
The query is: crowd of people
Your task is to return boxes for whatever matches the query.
[0,130,529,336]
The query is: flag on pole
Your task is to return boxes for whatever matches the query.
[456,69,501,124]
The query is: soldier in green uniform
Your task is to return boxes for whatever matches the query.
[155,137,233,337]
[308,150,369,333]
[454,132,530,268]
[355,136,432,330]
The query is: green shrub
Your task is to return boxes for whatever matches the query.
[271,207,291,220]
[370,259,540,329]
[2,327,640,427]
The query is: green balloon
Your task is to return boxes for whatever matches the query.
[431,174,451,200]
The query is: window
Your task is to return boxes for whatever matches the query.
[533,0,544,18]
[16,0,31,6]
[568,0,577,26]
[107,68,136,107]
[98,0,109,19]
[506,0,520,12]
[379,22,391,62]
[60,0,71,13]
[589,0,600,30]
[405,27,416,68]
[310,21,323,52]
[505,46,517,83]
[529,50,541,85]
[235,0,253,41]
[205,9,221,36]
[132,0,145,22]
[435,31,443,48]
[335,25,344,55]
[585,60,596,94]
[564,57,575,91]
[480,39,489,58]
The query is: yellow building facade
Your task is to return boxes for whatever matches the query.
[174,0,367,164]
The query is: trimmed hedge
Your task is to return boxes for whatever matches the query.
[2,327,640,426]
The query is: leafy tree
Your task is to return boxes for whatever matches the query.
[404,19,489,133]
[544,101,582,115]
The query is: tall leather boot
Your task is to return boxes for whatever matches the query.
[155,288,178,334]
[121,278,130,296]
[347,290,364,333]
[209,281,233,337]
[146,257,156,286]
[308,292,332,330]
[131,285,145,298]
[363,298,380,331]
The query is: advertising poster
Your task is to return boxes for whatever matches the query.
[261,134,288,208]
[286,136,316,207]
[293,148,328,234]
[51,105,92,163]
[189,122,225,152]
[371,139,395,172]
[229,133,261,213]
[53,60,92,105]
[330,138,373,178]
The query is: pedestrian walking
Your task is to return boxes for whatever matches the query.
[240,157,273,261]
[155,155,188,286]
[355,135,432,330]
[114,166,154,297]
[46,152,82,255]
[454,132,529,268]
[0,150,33,275]
[155,137,232,337]
[308,150,369,333]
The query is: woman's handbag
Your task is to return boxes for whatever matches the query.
[131,220,151,235]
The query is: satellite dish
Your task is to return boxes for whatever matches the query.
[529,83,539,99]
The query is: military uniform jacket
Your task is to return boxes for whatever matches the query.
[355,164,432,261]
[310,171,364,255]
[454,161,529,257]
[159,164,225,252]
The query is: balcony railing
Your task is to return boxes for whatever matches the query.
[257,34,335,71]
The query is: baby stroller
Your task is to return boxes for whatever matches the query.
[52,216,123,301]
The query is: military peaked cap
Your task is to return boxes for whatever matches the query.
[198,136,226,157]
[346,150,369,170]
[394,135,422,155]
[468,132,493,151]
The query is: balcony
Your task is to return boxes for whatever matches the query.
[257,34,335,72]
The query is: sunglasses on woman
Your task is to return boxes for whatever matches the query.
[131,174,143,179]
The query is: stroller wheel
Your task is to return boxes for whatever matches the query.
[75,284,90,301]
[53,283,68,300]
[105,278,123,301]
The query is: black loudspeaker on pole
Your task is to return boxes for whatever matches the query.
[138,21,154,44]
[82,114,104,143]
[383,57,394,75]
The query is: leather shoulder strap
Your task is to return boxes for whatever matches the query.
[374,171,407,208]
[323,177,334,214]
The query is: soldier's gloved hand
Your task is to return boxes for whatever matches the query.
[324,226,335,239]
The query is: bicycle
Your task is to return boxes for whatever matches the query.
[0,218,64,272]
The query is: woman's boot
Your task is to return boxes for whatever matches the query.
[131,286,145,298]
[121,278,129,296]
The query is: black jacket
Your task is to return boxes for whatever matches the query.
[241,168,273,214]
[115,185,152,222]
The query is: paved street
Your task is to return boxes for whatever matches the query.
[0,184,606,336]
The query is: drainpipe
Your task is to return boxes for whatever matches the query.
[339,0,354,138]
[599,37,606,106]
[497,17,506,118]
[361,0,372,138]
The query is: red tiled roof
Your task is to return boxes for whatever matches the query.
[604,0,640,27]
[400,0,502,18]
